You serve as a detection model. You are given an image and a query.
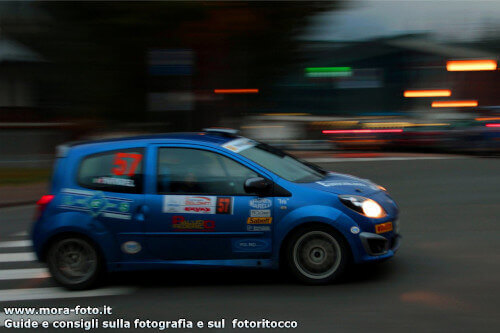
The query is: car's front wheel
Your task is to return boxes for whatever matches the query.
[46,237,103,290]
[285,227,349,284]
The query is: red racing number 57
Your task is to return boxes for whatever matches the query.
[112,153,142,176]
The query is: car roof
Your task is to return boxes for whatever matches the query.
[58,132,239,157]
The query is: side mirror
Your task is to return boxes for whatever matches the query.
[244,177,272,196]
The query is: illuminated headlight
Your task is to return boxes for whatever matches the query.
[338,195,387,218]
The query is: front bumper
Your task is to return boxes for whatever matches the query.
[359,232,401,256]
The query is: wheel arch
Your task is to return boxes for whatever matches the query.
[278,221,353,268]
[40,231,106,267]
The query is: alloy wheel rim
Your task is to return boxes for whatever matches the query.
[52,239,97,284]
[293,231,341,280]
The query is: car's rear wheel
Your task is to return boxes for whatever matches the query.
[47,237,102,290]
[285,227,349,284]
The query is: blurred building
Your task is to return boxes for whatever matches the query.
[0,37,73,166]
[267,34,499,117]
[0,38,43,121]
[0,2,498,160]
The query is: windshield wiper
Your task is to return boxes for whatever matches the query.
[302,160,328,175]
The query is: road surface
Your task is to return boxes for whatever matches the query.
[1,156,499,332]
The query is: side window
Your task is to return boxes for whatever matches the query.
[157,148,258,195]
[78,148,144,193]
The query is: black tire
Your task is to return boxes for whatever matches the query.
[47,237,103,290]
[285,226,349,285]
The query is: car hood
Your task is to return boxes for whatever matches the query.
[300,172,381,196]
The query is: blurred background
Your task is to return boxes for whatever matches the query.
[0,0,499,185]
[1,3,500,329]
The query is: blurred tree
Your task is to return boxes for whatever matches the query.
[1,1,341,130]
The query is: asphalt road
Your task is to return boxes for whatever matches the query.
[1,157,499,332]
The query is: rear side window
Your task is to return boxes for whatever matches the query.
[78,148,144,193]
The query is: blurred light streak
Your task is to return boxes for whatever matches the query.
[411,123,450,127]
[214,89,259,94]
[431,100,478,108]
[261,113,310,116]
[306,72,352,78]
[363,122,449,128]
[333,140,387,144]
[241,125,284,129]
[404,90,451,97]
[305,67,352,77]
[364,122,413,128]
[311,121,359,126]
[476,117,500,121]
[355,116,396,119]
[322,129,403,134]
[485,124,500,128]
[446,60,497,71]
[305,67,351,73]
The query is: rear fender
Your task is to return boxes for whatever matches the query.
[32,211,118,263]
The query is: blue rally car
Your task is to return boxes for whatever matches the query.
[32,129,400,289]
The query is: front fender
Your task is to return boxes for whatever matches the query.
[273,205,364,265]
[32,211,118,263]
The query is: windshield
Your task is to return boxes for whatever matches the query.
[237,143,327,183]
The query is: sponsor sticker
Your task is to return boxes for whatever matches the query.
[216,197,233,214]
[59,188,133,220]
[247,217,272,225]
[172,215,215,231]
[250,209,271,217]
[350,226,360,234]
[247,225,271,231]
[103,212,131,220]
[183,206,214,213]
[223,145,239,152]
[316,181,368,187]
[232,239,270,252]
[277,198,288,205]
[112,152,142,176]
[93,176,135,187]
[185,196,213,206]
[375,222,393,234]
[221,138,256,153]
[249,198,272,209]
[277,198,288,210]
[163,195,233,215]
[121,241,142,254]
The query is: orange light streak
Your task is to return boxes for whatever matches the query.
[476,117,500,121]
[431,100,478,108]
[404,90,451,97]
[446,60,497,71]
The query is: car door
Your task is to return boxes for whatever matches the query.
[72,147,147,261]
[144,144,274,260]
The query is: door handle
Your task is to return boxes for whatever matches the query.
[139,205,150,215]
[134,205,149,222]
